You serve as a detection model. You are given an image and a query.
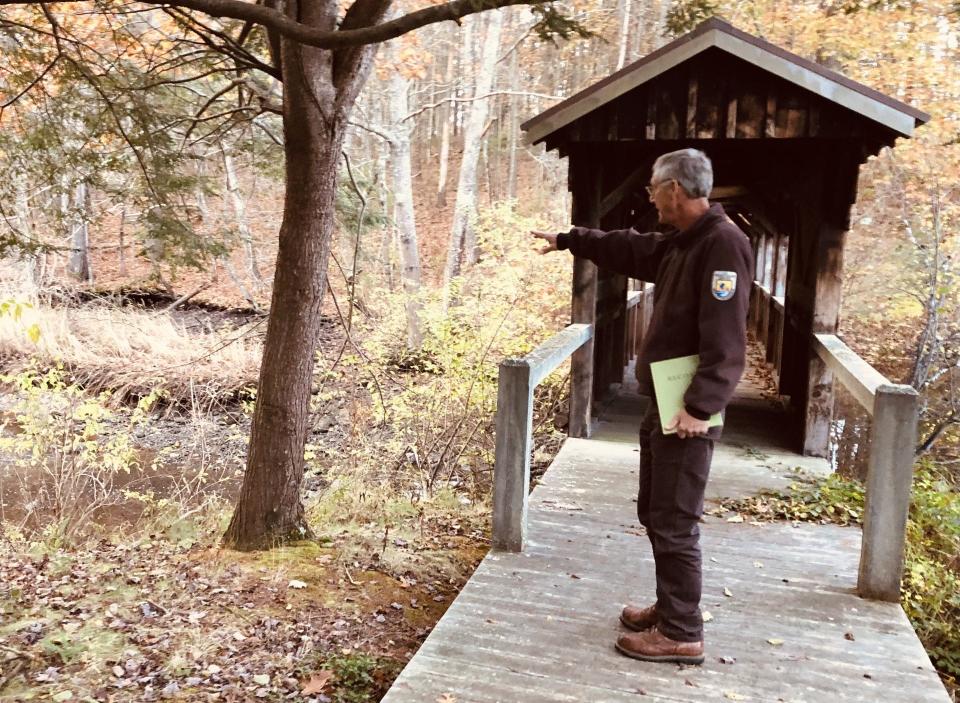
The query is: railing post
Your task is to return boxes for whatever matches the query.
[569,257,597,438]
[858,384,918,601]
[492,359,534,552]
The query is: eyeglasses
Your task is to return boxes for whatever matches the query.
[645,179,675,196]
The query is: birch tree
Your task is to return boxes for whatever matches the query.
[443,10,504,286]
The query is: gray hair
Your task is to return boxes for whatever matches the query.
[651,149,713,199]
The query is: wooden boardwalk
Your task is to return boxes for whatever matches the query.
[383,366,950,703]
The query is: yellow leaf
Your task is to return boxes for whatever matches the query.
[27,324,41,344]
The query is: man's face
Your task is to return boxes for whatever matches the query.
[647,177,679,226]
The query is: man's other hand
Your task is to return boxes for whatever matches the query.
[531,230,559,254]
[665,408,710,439]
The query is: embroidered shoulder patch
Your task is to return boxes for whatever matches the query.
[711,271,737,301]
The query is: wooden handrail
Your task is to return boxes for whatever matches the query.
[492,323,593,552]
[813,334,889,411]
[812,333,918,602]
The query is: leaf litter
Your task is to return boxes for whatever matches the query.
[0,511,485,701]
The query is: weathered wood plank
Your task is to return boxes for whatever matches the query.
[859,384,918,601]
[812,333,887,412]
[384,367,949,703]
[492,361,534,552]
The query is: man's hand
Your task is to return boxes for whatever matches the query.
[665,408,710,439]
[531,230,559,254]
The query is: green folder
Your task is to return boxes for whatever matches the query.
[649,354,723,435]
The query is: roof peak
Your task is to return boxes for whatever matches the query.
[522,19,929,145]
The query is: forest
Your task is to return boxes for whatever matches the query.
[0,0,957,699]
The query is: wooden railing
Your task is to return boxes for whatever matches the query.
[495,288,918,601]
[812,334,918,602]
[492,323,594,552]
[625,284,654,366]
[750,282,786,380]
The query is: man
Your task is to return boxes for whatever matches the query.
[531,148,753,665]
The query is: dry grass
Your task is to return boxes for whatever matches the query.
[0,298,263,406]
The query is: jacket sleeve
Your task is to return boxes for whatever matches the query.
[683,230,755,419]
[556,227,665,282]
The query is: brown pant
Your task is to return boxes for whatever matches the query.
[637,407,714,642]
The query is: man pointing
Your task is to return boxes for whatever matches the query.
[532,148,753,664]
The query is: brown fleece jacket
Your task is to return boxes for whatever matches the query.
[556,203,754,420]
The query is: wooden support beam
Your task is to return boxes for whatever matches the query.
[725,96,738,138]
[859,384,917,600]
[569,161,601,438]
[645,93,656,139]
[803,222,846,457]
[492,360,533,552]
[765,91,778,138]
[710,185,749,200]
[599,164,650,219]
[686,76,699,138]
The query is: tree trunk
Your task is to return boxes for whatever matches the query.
[67,181,92,283]
[616,0,632,70]
[222,146,264,286]
[443,10,503,285]
[14,177,40,298]
[196,184,260,309]
[222,0,383,549]
[507,44,520,201]
[436,48,455,207]
[387,70,424,349]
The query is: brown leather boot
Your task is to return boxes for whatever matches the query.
[615,626,705,665]
[619,604,659,632]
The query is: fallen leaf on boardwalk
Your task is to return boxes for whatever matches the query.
[436,695,457,703]
[288,579,307,589]
[844,632,856,641]
[723,587,734,597]
[726,514,744,523]
[719,656,736,664]
[301,670,333,695]
[767,638,784,646]
[570,574,581,579]
[724,693,746,701]
[702,610,714,622]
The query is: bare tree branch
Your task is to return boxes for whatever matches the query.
[401,90,564,122]
[0,0,552,49]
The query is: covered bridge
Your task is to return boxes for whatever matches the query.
[521,16,930,457]
[381,19,949,703]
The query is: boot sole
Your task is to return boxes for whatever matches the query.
[618,614,656,632]
[614,641,705,665]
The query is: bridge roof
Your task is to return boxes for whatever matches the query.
[522,17,930,147]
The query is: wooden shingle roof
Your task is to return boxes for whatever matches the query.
[522,18,930,146]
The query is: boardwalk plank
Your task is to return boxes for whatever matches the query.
[382,366,951,703]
